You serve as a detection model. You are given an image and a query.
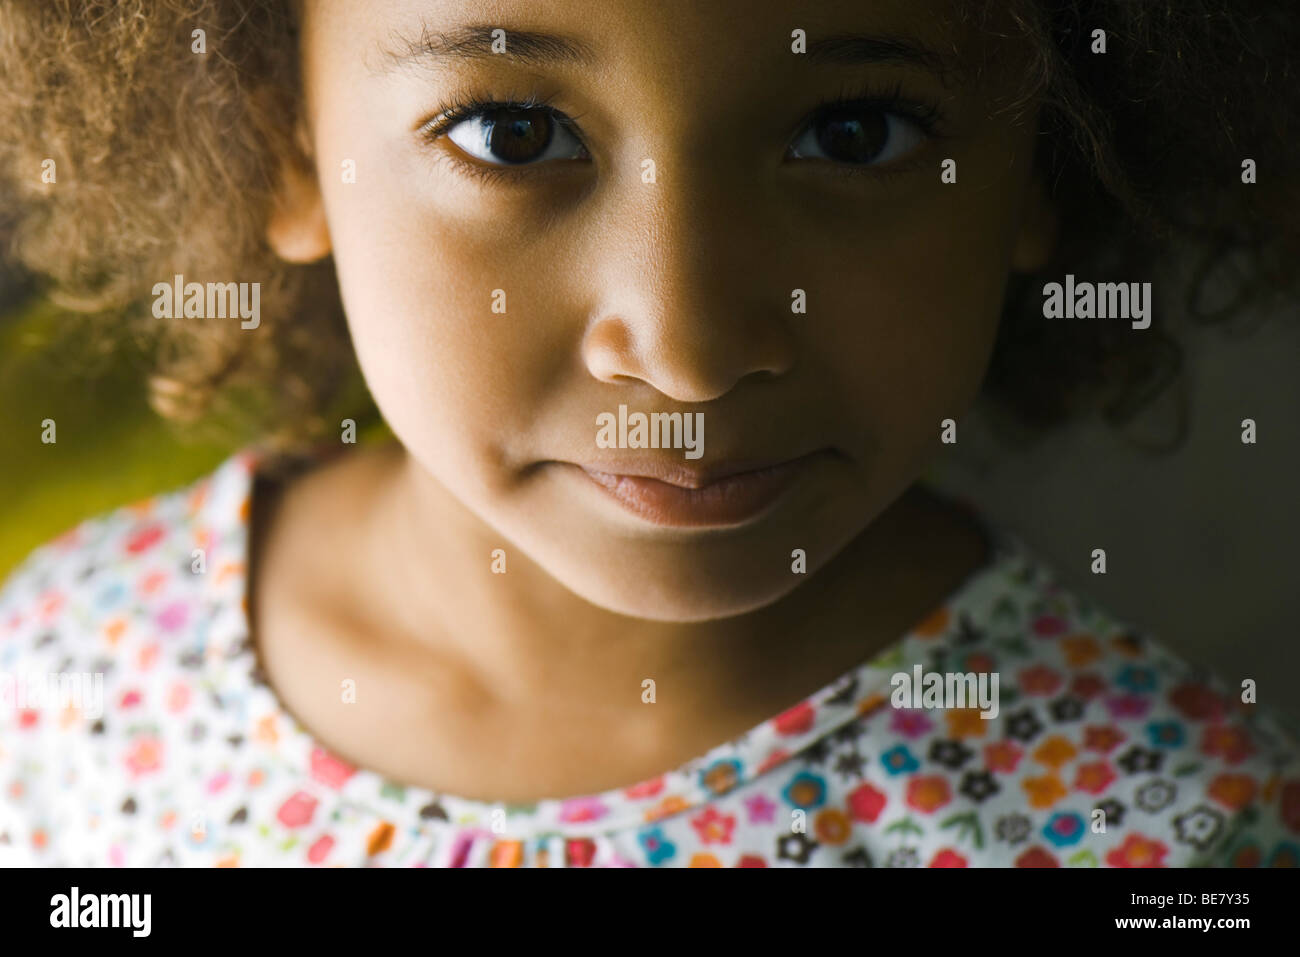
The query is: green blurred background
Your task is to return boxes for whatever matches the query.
[0,280,385,581]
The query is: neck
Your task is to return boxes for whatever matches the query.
[362,443,987,720]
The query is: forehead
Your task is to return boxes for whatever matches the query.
[306,0,1013,90]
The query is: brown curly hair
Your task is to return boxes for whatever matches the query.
[1,0,1296,457]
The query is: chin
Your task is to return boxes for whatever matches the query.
[548,558,813,623]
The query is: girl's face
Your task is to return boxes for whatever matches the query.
[277,0,1054,622]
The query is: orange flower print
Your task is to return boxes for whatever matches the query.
[124,736,163,777]
[690,853,723,867]
[104,618,126,645]
[256,714,279,745]
[913,606,950,638]
[366,821,395,856]
[1022,773,1067,809]
[814,808,852,845]
[490,840,524,867]
[856,693,888,720]
[1032,735,1078,770]
[1207,773,1257,812]
[984,740,1024,774]
[701,759,741,797]
[906,775,952,814]
[1109,632,1144,658]
[946,708,988,740]
[1106,833,1168,867]
[1061,634,1102,667]
[644,794,690,823]
[1083,725,1125,753]
[1200,725,1256,765]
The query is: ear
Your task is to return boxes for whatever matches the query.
[266,127,331,263]
[1010,170,1058,272]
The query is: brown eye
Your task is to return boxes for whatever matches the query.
[812,106,889,163]
[446,106,585,166]
[788,105,927,167]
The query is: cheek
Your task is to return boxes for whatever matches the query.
[322,181,572,474]
[805,179,1023,450]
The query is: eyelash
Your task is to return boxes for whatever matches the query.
[416,80,947,185]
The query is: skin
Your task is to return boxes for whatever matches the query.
[254,0,1055,801]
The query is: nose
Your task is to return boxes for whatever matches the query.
[579,166,796,404]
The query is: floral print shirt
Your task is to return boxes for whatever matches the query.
[1,448,1297,868]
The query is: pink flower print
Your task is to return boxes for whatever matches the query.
[1169,682,1226,722]
[125,523,165,555]
[124,736,163,777]
[166,681,191,713]
[756,749,790,775]
[559,796,609,824]
[890,709,934,739]
[276,791,319,828]
[1032,614,1068,638]
[1019,664,1063,696]
[309,747,357,790]
[690,806,736,845]
[847,783,887,823]
[745,793,777,824]
[155,601,189,633]
[1069,673,1106,700]
[1105,694,1151,719]
[929,848,968,868]
[307,835,335,864]
[119,689,143,709]
[623,776,666,800]
[206,770,231,794]
[774,701,816,735]
[38,591,65,621]
[1200,725,1256,766]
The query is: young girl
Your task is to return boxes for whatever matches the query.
[1,0,1296,868]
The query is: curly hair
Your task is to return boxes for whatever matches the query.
[1,0,1296,457]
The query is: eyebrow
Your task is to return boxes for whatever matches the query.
[378,23,596,72]
[378,23,957,79]
[805,33,961,79]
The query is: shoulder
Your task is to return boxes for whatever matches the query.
[0,450,258,865]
